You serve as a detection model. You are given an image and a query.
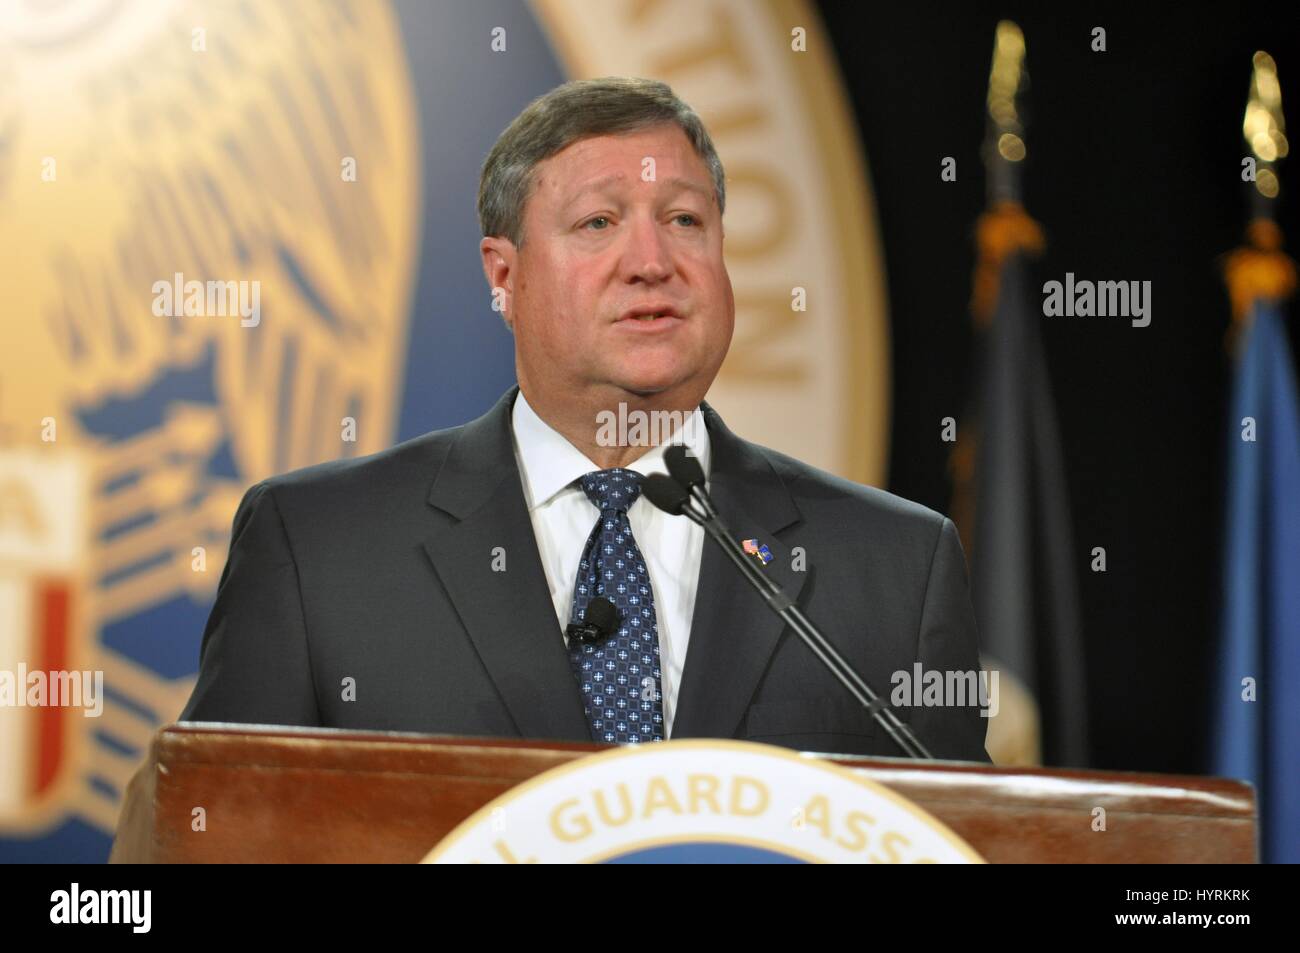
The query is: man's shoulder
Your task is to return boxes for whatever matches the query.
[253,423,465,508]
[751,440,950,543]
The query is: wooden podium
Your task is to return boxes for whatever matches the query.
[109,723,1257,863]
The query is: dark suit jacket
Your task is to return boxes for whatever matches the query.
[179,385,990,762]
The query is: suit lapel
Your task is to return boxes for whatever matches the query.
[670,402,808,740]
[420,386,808,745]
[421,386,592,742]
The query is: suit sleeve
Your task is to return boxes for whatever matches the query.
[178,481,322,726]
[911,517,992,763]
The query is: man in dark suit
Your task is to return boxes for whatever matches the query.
[177,77,990,763]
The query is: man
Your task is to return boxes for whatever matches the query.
[175,77,990,762]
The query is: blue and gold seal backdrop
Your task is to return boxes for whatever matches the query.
[0,0,888,861]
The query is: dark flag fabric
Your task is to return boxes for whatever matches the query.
[966,250,1091,767]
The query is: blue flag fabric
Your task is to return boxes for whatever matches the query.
[1212,299,1300,864]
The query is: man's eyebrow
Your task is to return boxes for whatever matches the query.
[562,173,714,209]
[562,173,627,209]
[660,176,713,201]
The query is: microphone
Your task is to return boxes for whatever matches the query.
[664,444,717,520]
[665,444,705,488]
[566,596,620,645]
[642,471,693,516]
[645,460,934,760]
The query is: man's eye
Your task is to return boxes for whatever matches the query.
[583,216,610,230]
[674,214,700,227]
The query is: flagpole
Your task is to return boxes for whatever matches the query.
[1223,52,1296,352]
[1214,50,1300,865]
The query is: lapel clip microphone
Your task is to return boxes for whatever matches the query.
[566,596,620,645]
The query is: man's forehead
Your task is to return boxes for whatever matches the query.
[535,130,712,202]
[557,125,693,164]
[555,171,712,207]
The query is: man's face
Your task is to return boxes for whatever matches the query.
[483,124,734,409]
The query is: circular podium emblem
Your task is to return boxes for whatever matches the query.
[424,740,983,864]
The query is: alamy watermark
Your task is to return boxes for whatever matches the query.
[1042,272,1151,327]
[50,883,150,933]
[0,665,103,717]
[151,272,261,327]
[890,663,999,718]
[595,401,707,448]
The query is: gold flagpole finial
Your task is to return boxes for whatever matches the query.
[1224,53,1295,346]
[1244,51,1288,200]
[987,20,1028,164]
[973,21,1042,324]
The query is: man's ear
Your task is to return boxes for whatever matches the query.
[479,236,517,329]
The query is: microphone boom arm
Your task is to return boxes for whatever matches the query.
[675,483,934,760]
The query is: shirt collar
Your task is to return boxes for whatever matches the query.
[511,387,712,511]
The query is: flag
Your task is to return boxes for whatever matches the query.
[964,251,1091,767]
[951,21,1090,766]
[1211,297,1300,864]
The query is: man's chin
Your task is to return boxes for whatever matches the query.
[597,353,717,403]
[598,364,679,398]
[592,382,681,406]
[616,382,673,400]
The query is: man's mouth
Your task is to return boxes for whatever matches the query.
[617,306,683,323]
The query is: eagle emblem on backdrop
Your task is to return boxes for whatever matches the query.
[0,0,889,859]
[0,0,419,838]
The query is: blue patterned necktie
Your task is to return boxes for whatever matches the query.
[567,468,665,744]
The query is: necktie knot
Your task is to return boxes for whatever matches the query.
[580,468,643,513]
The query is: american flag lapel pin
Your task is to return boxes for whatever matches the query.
[742,538,774,566]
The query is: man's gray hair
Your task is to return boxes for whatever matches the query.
[478,77,726,247]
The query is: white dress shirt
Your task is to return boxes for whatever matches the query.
[509,389,711,739]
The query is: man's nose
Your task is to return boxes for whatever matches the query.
[620,213,673,283]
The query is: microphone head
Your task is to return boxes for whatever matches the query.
[642,472,691,515]
[585,597,620,637]
[664,444,705,489]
